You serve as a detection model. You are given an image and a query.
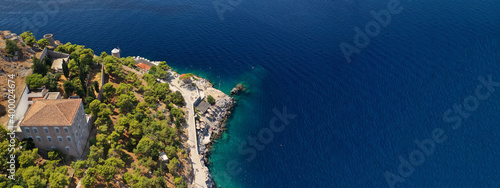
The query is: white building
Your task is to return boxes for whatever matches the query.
[111,48,121,58]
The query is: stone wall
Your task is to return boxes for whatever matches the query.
[47,50,69,58]
[8,85,29,127]
[39,47,49,60]
[39,47,70,60]
[71,102,89,157]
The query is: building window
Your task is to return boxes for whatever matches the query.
[65,146,70,152]
[28,136,33,139]
[78,141,81,146]
[51,146,56,150]
[63,127,69,133]
[55,127,60,133]
[78,125,80,130]
[36,136,41,142]
[24,128,30,133]
[43,127,49,133]
[66,136,72,142]
[47,136,52,142]
[75,132,78,137]
[58,136,63,142]
[33,128,38,133]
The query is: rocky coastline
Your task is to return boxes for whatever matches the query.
[198,97,235,163]
[124,64,236,187]
[191,82,245,187]
[122,58,238,187]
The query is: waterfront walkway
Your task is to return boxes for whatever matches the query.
[168,76,209,188]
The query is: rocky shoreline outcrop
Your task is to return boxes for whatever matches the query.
[189,78,236,187]
[196,97,235,188]
[197,96,234,160]
[230,83,246,95]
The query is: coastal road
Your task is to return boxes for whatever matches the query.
[168,76,209,188]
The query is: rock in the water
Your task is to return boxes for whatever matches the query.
[230,83,246,95]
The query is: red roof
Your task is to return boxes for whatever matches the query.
[137,63,151,71]
[20,99,83,126]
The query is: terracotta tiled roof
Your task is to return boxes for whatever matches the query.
[20,99,82,126]
[136,63,151,71]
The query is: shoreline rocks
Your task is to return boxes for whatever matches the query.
[230,83,246,95]
[191,79,236,187]
[197,96,235,157]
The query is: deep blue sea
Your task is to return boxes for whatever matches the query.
[2,0,500,187]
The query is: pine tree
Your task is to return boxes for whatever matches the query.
[62,60,70,79]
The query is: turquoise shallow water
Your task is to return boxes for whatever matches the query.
[1,0,500,187]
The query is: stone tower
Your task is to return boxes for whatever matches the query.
[111,48,121,58]
[44,34,56,46]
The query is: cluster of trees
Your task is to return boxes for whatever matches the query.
[89,99,114,130]
[4,39,20,56]
[17,38,190,187]
[148,63,169,79]
[158,61,171,70]
[63,77,88,99]
[31,56,51,75]
[169,91,185,107]
[0,126,70,188]
[116,83,139,113]
[19,31,50,49]
[26,57,63,91]
[119,107,187,187]
[75,69,188,187]
[121,56,137,67]
[53,42,98,103]
[20,31,36,46]
[97,52,171,83]
[97,53,124,79]
[74,97,130,187]
[37,39,49,49]
[139,73,172,106]
[26,73,48,89]
[55,42,95,78]
[179,73,194,84]
[21,32,99,104]
[126,72,142,88]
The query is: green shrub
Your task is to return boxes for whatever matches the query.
[48,150,62,160]
[207,95,215,105]
[5,39,19,55]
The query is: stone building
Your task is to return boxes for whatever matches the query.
[111,48,120,58]
[19,99,89,158]
[43,34,56,47]
[38,47,70,72]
